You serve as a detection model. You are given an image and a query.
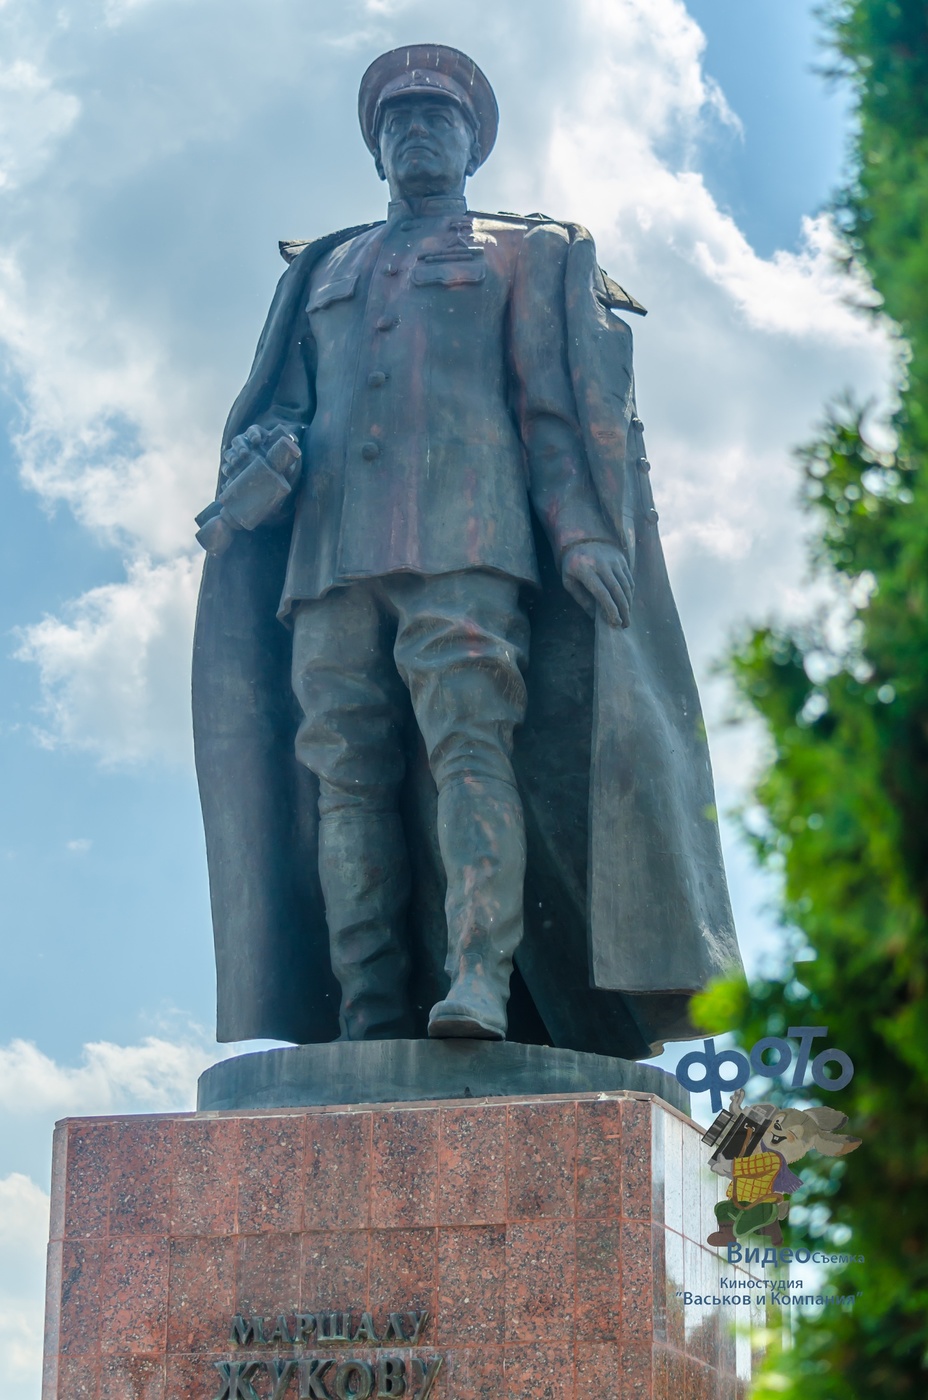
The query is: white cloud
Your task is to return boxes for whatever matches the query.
[15,555,200,765]
[0,1035,213,1116]
[64,838,91,853]
[0,1173,48,1400]
[0,59,79,191]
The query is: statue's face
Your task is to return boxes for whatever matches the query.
[376,95,479,197]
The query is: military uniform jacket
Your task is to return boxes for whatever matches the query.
[259,196,614,614]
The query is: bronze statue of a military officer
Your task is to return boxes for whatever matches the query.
[193,45,741,1058]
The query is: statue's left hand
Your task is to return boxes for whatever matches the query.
[562,541,634,628]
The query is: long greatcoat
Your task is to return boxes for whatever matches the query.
[192,215,741,1060]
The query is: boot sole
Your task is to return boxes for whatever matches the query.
[428,1014,505,1040]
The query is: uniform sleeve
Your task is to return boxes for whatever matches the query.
[254,324,316,444]
[509,223,616,560]
[248,315,316,521]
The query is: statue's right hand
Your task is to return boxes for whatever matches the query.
[221,424,266,481]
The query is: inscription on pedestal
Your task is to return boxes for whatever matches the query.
[217,1311,443,1400]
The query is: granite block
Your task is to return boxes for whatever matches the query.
[683,1238,720,1366]
[576,1099,623,1220]
[165,1353,223,1400]
[619,1223,653,1349]
[438,1347,500,1400]
[575,1342,621,1400]
[651,1107,666,1236]
[684,1355,718,1400]
[302,1229,370,1314]
[166,1236,235,1354]
[504,1344,574,1400]
[664,1227,686,1351]
[98,1356,165,1400]
[44,1241,63,1360]
[505,1220,575,1343]
[61,1123,114,1239]
[436,1226,505,1343]
[59,1241,105,1355]
[171,1118,240,1237]
[368,1227,437,1317]
[99,1238,168,1353]
[108,1122,173,1239]
[576,1219,621,1341]
[41,1347,59,1400]
[305,1112,371,1231]
[622,1100,653,1221]
[681,1124,703,1243]
[370,1109,439,1228]
[235,1232,301,1318]
[506,1101,576,1220]
[438,1104,507,1225]
[52,1355,99,1399]
[654,1344,687,1397]
[619,1340,653,1399]
[49,1125,69,1242]
[663,1113,685,1236]
[238,1116,305,1234]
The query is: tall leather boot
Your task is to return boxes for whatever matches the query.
[318,810,414,1040]
[427,777,526,1039]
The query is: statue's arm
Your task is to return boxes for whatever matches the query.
[509,223,633,626]
[197,317,316,555]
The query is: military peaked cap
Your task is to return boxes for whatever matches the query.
[358,44,499,166]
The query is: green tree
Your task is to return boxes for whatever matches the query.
[696,2,928,1394]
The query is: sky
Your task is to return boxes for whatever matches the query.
[0,1,895,1394]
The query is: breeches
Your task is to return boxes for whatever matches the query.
[290,571,530,807]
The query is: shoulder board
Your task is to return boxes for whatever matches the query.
[278,221,384,264]
[471,209,560,227]
[598,271,647,317]
[480,212,647,316]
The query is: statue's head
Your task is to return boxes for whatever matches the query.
[359,45,498,200]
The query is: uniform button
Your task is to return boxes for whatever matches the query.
[361,441,380,461]
[637,456,651,473]
[375,315,396,331]
[382,265,399,276]
[367,371,388,388]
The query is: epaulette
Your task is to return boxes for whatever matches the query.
[278,222,384,265]
[279,240,312,264]
[488,212,646,315]
[597,271,647,318]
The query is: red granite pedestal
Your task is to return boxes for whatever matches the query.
[43,1091,757,1400]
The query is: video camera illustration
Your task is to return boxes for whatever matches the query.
[701,1095,776,1177]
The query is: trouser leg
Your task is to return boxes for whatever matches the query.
[291,588,412,1040]
[389,571,530,1039]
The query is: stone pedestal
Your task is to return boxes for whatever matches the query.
[43,1091,755,1399]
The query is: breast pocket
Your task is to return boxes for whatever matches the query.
[307,274,359,312]
[412,260,487,288]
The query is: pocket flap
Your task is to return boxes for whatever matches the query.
[307,274,359,311]
[412,261,487,287]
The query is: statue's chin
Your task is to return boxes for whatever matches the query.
[393,158,461,198]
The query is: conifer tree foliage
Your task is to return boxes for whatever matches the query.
[696,2,928,1394]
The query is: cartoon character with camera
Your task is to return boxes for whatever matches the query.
[703,1090,861,1247]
